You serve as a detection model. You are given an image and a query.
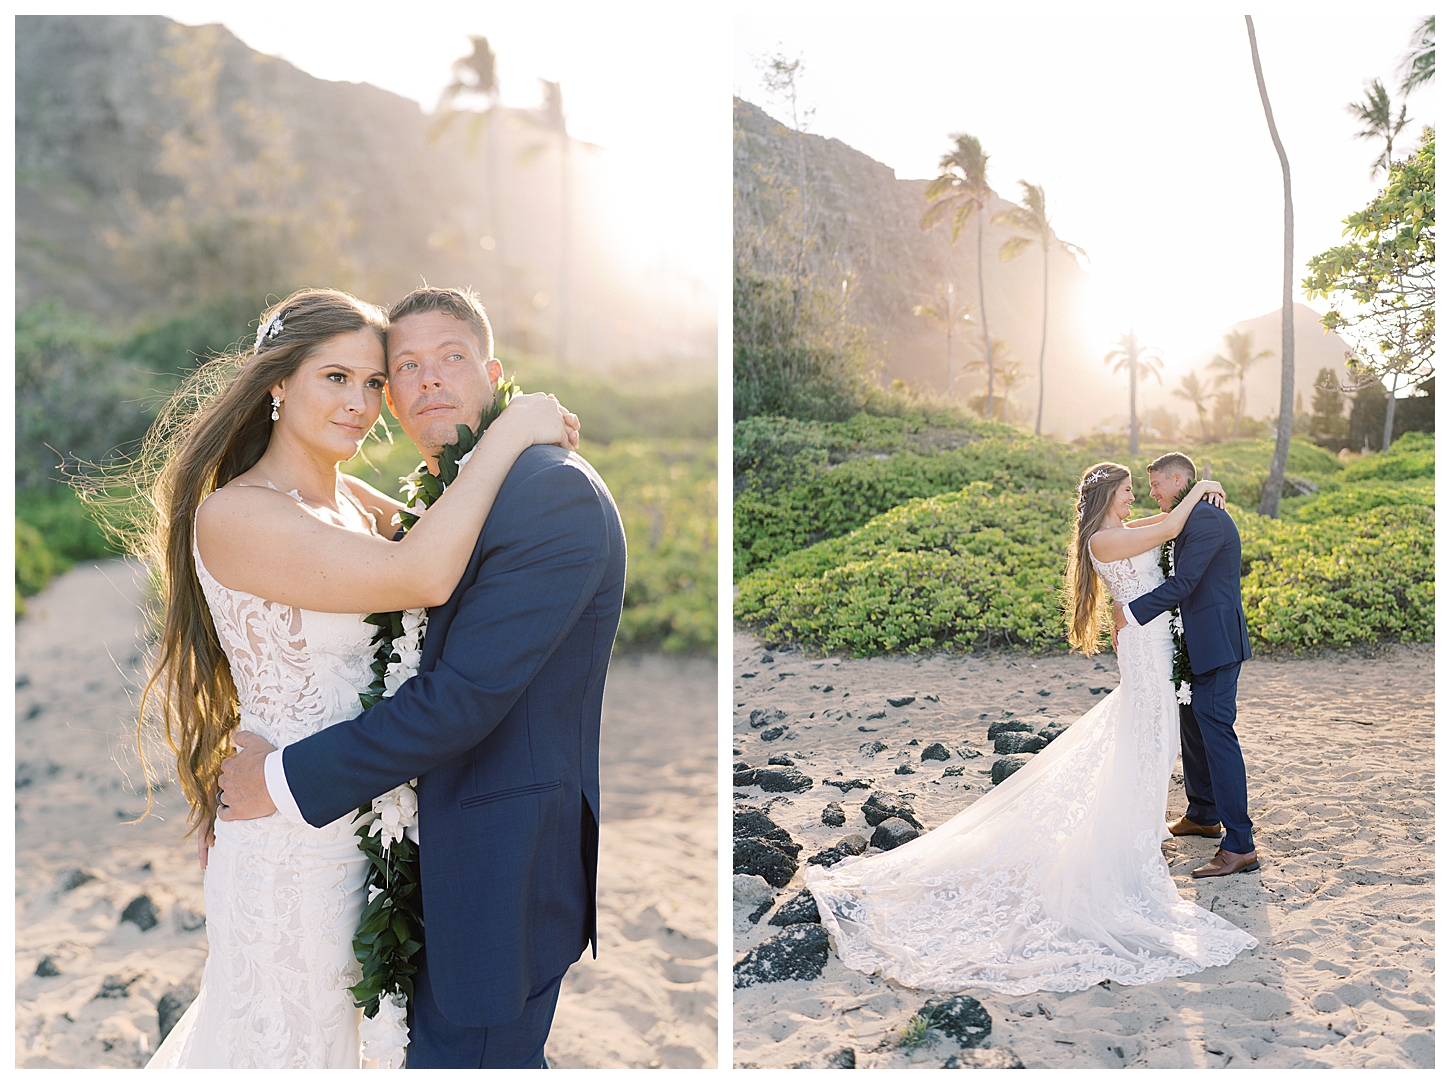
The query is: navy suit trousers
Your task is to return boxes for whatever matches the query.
[408,956,565,1069]
[1180,663,1255,855]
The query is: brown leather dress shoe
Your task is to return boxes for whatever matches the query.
[1168,815,1223,838]
[1191,848,1260,878]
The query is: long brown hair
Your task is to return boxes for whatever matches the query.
[1064,461,1131,655]
[100,288,387,832]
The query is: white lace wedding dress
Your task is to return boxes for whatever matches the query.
[149,492,376,1068]
[807,546,1258,994]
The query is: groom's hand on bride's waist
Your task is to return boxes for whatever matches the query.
[218,730,279,820]
[1112,602,1129,630]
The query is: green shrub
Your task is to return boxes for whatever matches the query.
[25,485,119,564]
[735,484,1074,655]
[1286,480,1434,523]
[1336,431,1435,484]
[16,520,56,601]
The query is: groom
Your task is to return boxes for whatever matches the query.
[1112,452,1258,879]
[219,286,627,1067]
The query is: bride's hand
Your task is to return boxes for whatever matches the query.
[493,392,580,452]
[1189,479,1227,510]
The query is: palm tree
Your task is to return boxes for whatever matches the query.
[1244,15,1296,517]
[1171,370,1213,443]
[921,134,997,418]
[433,36,510,347]
[1104,331,1164,455]
[912,283,972,397]
[1347,78,1411,178]
[964,349,1026,422]
[994,181,1087,437]
[1208,329,1273,439]
[1398,16,1434,95]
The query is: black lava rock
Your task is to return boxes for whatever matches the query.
[733,765,759,787]
[993,732,1047,755]
[821,802,846,827]
[34,955,60,978]
[1089,685,1114,695]
[861,792,922,829]
[987,720,1033,740]
[921,743,951,762]
[923,995,992,1048]
[768,890,821,927]
[747,899,773,924]
[826,1048,857,1068]
[859,740,888,756]
[887,696,916,707]
[734,923,831,987]
[870,817,920,851]
[749,707,787,729]
[894,764,916,775]
[866,711,886,720]
[767,755,795,766]
[1037,689,1052,697]
[991,754,1033,785]
[824,778,872,792]
[733,808,799,852]
[760,725,789,742]
[1038,722,1069,745]
[734,837,800,888]
[755,767,814,793]
[807,846,846,867]
[96,973,141,999]
[761,654,775,664]
[837,834,868,856]
[58,868,97,893]
[120,894,158,932]
[944,1048,1023,1068]
[157,984,198,1043]
[942,765,965,777]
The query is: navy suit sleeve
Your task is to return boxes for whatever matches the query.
[282,459,612,827]
[1126,506,1224,626]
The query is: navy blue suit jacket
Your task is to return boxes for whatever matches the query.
[282,445,626,1028]
[1127,502,1251,676]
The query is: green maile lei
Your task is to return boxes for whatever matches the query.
[348,377,520,1061]
[1157,481,1194,706]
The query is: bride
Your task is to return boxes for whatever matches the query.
[130,288,578,1068]
[807,462,1259,994]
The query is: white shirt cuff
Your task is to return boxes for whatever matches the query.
[1121,602,1142,627]
[264,748,306,825]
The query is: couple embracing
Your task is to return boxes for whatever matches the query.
[809,453,1260,994]
[142,286,626,1068]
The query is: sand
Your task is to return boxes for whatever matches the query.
[732,631,1434,1069]
[14,558,717,1069]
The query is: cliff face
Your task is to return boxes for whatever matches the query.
[734,97,1102,433]
[17,15,712,367]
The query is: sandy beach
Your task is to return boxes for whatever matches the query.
[732,631,1434,1069]
[14,558,716,1069]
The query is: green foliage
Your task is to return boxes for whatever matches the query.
[349,820,423,1016]
[735,432,1433,657]
[24,485,119,565]
[501,357,716,442]
[120,295,258,380]
[735,484,1074,655]
[16,521,56,600]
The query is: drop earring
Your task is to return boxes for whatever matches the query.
[271,396,281,421]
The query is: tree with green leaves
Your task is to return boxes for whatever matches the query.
[760,53,812,326]
[1171,369,1212,443]
[994,181,1087,436]
[1103,331,1163,454]
[1310,367,1349,442]
[1304,127,1434,452]
[922,134,997,417]
[1245,15,1296,517]
[964,349,1027,422]
[912,283,971,397]
[433,37,511,347]
[1208,329,1274,439]
[1398,16,1434,95]
[1347,78,1411,179]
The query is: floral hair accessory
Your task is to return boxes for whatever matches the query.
[1079,468,1111,492]
[254,310,287,351]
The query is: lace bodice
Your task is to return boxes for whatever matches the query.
[1090,543,1166,606]
[191,491,377,748]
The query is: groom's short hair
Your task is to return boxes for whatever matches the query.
[1147,452,1197,480]
[387,286,495,360]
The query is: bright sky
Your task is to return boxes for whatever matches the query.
[145,1,729,286]
[734,4,1435,375]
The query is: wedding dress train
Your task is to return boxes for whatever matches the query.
[806,547,1258,994]
[149,497,375,1068]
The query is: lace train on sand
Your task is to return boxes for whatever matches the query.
[807,547,1257,994]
